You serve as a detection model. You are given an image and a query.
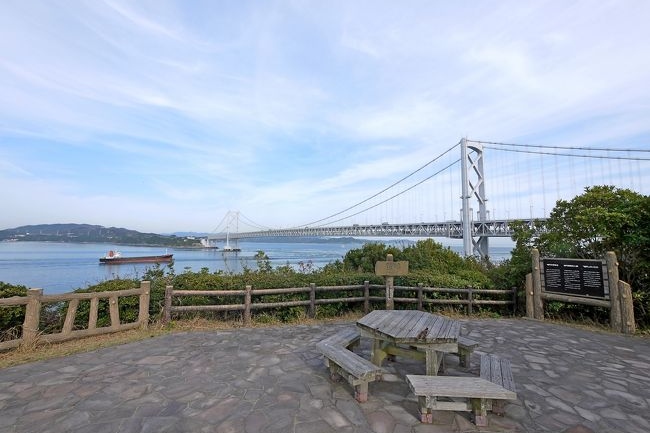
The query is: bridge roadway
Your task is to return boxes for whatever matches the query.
[207,218,545,242]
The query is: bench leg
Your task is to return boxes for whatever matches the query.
[324,359,342,382]
[458,348,472,369]
[354,382,368,403]
[492,399,505,416]
[417,396,433,423]
[471,398,489,427]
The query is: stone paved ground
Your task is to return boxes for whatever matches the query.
[0,318,648,433]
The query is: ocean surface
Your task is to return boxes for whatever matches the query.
[0,239,514,294]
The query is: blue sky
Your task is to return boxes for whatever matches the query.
[1,1,649,233]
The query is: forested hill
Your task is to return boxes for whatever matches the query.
[0,224,202,247]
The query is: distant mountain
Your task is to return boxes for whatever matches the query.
[0,224,202,247]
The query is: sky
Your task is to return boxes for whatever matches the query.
[1,0,649,234]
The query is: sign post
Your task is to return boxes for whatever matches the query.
[375,254,409,310]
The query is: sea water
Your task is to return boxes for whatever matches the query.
[0,239,513,294]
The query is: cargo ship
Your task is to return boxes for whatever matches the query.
[99,250,173,264]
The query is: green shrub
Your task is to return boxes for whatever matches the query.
[0,282,28,339]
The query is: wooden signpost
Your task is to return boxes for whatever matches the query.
[526,249,635,334]
[375,254,409,309]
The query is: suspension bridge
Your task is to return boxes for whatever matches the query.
[206,138,649,259]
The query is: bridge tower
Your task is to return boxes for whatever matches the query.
[460,138,489,258]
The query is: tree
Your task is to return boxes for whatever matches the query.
[342,243,400,272]
[538,186,649,291]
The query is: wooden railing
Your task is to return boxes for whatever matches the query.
[163,282,516,326]
[0,281,150,350]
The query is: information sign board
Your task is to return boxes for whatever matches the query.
[375,260,409,276]
[542,258,608,299]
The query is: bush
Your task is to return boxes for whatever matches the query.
[0,282,28,339]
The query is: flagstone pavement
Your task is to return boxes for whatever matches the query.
[0,318,649,433]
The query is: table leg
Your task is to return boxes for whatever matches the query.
[424,349,442,375]
[371,339,388,366]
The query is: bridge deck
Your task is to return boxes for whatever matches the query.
[207,219,545,241]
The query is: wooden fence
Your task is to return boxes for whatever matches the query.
[163,282,516,325]
[0,281,150,350]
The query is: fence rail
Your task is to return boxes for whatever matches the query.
[163,282,516,325]
[0,281,150,350]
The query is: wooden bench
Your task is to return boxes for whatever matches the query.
[319,327,361,350]
[456,336,480,369]
[406,374,516,426]
[480,353,516,415]
[440,336,479,372]
[317,341,383,402]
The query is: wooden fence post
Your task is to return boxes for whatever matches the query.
[531,249,544,320]
[243,285,252,326]
[109,295,120,330]
[363,281,370,313]
[417,283,423,311]
[89,296,99,330]
[618,281,635,334]
[22,288,43,345]
[525,273,534,319]
[163,285,173,324]
[138,281,150,329]
[512,287,517,315]
[309,283,316,319]
[606,251,622,332]
[467,287,474,315]
[62,299,79,336]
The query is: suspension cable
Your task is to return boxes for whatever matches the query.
[483,146,650,161]
[294,141,461,227]
[469,139,650,153]
[238,212,272,231]
[313,159,461,227]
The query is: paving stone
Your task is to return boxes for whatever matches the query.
[321,406,352,428]
[562,425,596,433]
[366,410,396,433]
[336,398,368,426]
[629,413,650,428]
[546,396,577,414]
[603,389,648,408]
[295,420,337,433]
[504,402,529,422]
[573,406,600,423]
[551,409,587,427]
[598,406,627,420]
[244,411,268,433]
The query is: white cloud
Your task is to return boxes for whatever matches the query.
[1,1,649,232]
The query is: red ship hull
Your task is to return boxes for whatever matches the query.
[99,254,173,264]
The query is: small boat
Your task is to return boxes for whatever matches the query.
[99,250,173,264]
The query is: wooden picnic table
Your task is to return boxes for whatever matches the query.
[356,309,461,375]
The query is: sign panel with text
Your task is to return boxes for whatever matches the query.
[542,258,608,299]
[375,260,409,276]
